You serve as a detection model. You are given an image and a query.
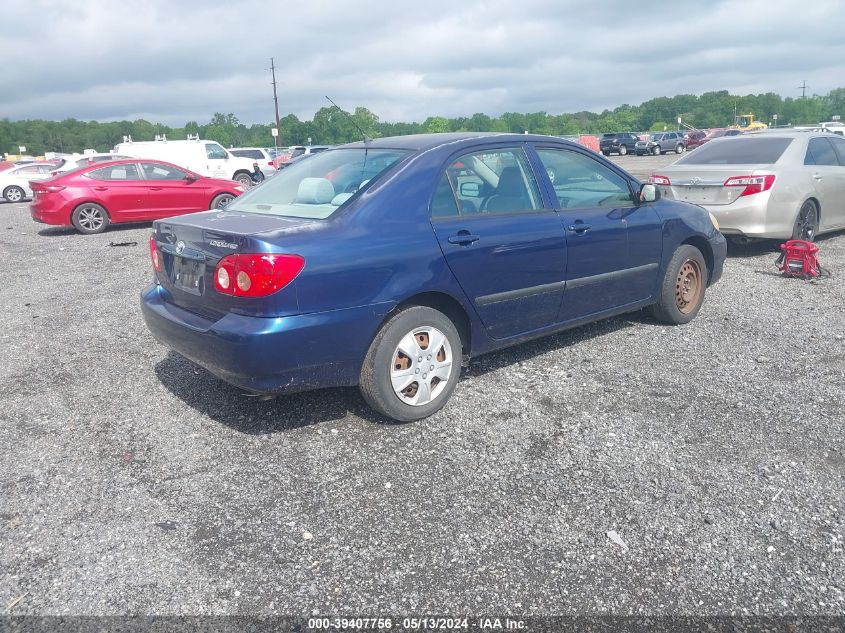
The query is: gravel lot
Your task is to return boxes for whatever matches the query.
[1,151,844,618]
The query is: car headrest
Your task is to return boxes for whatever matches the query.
[296,178,335,204]
[496,166,524,197]
[330,193,353,206]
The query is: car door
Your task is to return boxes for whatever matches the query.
[140,161,209,218]
[532,146,661,322]
[204,143,230,179]
[430,146,568,340]
[83,163,148,220]
[806,136,845,229]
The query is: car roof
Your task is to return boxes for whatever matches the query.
[341,132,583,151]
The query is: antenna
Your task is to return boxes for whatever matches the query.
[270,58,281,153]
[325,95,371,143]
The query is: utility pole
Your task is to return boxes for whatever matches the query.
[799,80,808,99]
[270,57,281,153]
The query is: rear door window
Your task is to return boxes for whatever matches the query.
[805,137,840,166]
[678,137,793,165]
[86,164,141,180]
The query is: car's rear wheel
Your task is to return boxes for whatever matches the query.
[652,145,661,155]
[234,172,253,187]
[211,193,235,209]
[791,199,819,242]
[359,306,461,422]
[3,186,25,203]
[651,244,707,325]
[619,145,628,156]
[71,203,110,234]
[675,144,685,154]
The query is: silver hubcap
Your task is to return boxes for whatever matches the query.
[78,207,104,231]
[390,326,453,407]
[7,188,22,202]
[216,196,234,208]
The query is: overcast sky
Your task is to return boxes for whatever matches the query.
[4,0,844,125]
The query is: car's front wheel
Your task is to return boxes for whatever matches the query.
[651,244,708,325]
[619,145,628,156]
[675,144,685,154]
[3,186,25,203]
[652,145,661,155]
[234,172,253,187]
[360,306,461,422]
[71,203,110,234]
[211,193,235,209]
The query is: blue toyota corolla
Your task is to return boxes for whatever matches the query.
[142,133,726,421]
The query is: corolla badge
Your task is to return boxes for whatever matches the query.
[175,240,186,254]
[691,177,701,185]
[209,240,238,249]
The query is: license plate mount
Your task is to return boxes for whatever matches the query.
[172,256,205,295]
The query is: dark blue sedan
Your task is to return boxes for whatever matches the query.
[142,133,726,421]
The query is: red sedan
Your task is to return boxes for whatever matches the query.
[30,159,245,234]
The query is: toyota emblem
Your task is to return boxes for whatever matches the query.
[175,240,185,255]
[691,177,701,185]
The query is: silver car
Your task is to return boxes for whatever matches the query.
[651,132,845,241]
[1,163,54,203]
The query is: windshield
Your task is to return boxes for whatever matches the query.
[677,137,793,165]
[226,148,411,219]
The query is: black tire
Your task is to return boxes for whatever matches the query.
[71,203,110,234]
[791,199,819,242]
[601,150,610,156]
[3,186,25,203]
[652,145,661,156]
[359,306,461,422]
[675,144,685,154]
[619,145,628,156]
[211,193,235,209]
[234,172,253,187]
[650,244,708,325]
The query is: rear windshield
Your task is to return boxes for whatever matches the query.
[226,148,411,220]
[677,137,793,165]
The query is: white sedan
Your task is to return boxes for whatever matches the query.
[1,163,54,203]
[651,131,845,241]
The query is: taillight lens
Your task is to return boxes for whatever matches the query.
[213,254,304,297]
[36,184,65,193]
[723,174,775,197]
[149,235,162,272]
[650,174,671,185]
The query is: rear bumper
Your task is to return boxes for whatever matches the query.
[141,284,393,394]
[697,193,796,239]
[30,199,71,226]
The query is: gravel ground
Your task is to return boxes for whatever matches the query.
[1,153,844,618]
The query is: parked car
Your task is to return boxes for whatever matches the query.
[51,153,133,175]
[650,132,845,242]
[684,130,708,149]
[1,163,54,202]
[113,137,257,187]
[30,159,245,234]
[599,133,640,156]
[228,147,277,174]
[142,133,726,422]
[635,132,686,155]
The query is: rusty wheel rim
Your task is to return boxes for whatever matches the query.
[675,259,702,314]
[390,326,452,406]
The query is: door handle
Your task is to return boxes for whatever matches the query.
[447,232,480,246]
[93,186,108,191]
[813,174,823,181]
[567,223,592,233]
[149,187,163,190]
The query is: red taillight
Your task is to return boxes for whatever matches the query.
[149,235,162,272]
[650,174,671,185]
[267,161,274,166]
[35,184,65,193]
[213,254,304,297]
[723,174,775,197]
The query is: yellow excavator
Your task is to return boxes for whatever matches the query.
[730,113,768,132]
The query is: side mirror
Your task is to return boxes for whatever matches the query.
[639,183,660,203]
[460,182,481,197]
[185,173,198,183]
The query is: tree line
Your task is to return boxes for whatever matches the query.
[3,87,843,156]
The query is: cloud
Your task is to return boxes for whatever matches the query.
[2,0,843,125]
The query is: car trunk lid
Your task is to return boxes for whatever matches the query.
[658,165,775,206]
